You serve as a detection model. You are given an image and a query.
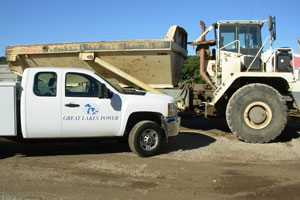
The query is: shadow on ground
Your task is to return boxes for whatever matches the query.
[274,117,300,142]
[0,132,216,159]
[0,138,131,159]
[180,114,231,133]
[180,114,300,143]
[165,131,216,153]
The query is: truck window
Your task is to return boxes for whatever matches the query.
[33,72,57,96]
[65,73,100,97]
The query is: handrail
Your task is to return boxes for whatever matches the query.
[246,36,270,71]
[218,40,241,54]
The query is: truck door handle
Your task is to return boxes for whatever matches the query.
[65,103,80,108]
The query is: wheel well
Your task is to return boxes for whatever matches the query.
[234,77,289,94]
[215,77,290,116]
[125,112,163,137]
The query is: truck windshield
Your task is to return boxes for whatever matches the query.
[219,24,261,51]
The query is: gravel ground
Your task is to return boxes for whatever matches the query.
[0,116,300,200]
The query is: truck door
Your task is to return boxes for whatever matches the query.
[61,71,122,137]
[23,69,62,138]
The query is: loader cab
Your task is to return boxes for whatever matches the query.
[217,21,263,71]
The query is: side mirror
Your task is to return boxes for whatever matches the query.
[98,84,113,99]
[268,16,273,31]
[268,16,276,41]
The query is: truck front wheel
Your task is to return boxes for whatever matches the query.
[128,120,163,157]
[226,83,287,143]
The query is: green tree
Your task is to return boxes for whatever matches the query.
[180,55,205,83]
[0,56,7,64]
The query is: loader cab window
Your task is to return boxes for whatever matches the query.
[219,25,237,50]
[65,73,100,97]
[238,25,261,49]
[219,24,261,52]
[34,72,57,97]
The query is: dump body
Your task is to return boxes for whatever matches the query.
[6,26,187,89]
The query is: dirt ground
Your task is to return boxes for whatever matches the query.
[1,116,300,200]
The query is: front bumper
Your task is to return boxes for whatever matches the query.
[164,116,181,137]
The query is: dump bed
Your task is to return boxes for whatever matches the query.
[6,26,187,89]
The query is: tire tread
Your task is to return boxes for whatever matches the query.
[226,83,287,143]
[128,120,163,157]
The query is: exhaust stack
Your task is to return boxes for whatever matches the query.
[197,21,216,90]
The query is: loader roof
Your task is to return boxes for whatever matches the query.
[217,20,266,26]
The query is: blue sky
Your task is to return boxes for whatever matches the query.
[0,0,299,56]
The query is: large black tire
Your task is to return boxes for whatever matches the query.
[128,120,163,157]
[226,83,287,143]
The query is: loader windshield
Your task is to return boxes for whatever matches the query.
[219,24,261,52]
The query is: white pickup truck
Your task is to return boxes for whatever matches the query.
[0,66,180,157]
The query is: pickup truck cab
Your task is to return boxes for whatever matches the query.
[0,67,180,157]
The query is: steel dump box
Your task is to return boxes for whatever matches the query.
[6,25,187,89]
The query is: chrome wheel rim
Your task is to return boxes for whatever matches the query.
[139,129,159,151]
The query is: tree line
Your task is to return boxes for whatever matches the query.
[180,55,204,83]
[0,56,7,64]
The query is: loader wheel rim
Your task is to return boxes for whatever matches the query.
[139,129,159,151]
[244,101,272,130]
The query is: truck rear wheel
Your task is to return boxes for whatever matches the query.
[128,120,163,157]
[226,83,287,143]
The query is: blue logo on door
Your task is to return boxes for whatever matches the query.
[84,104,99,115]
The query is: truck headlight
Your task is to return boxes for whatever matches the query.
[168,103,177,117]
